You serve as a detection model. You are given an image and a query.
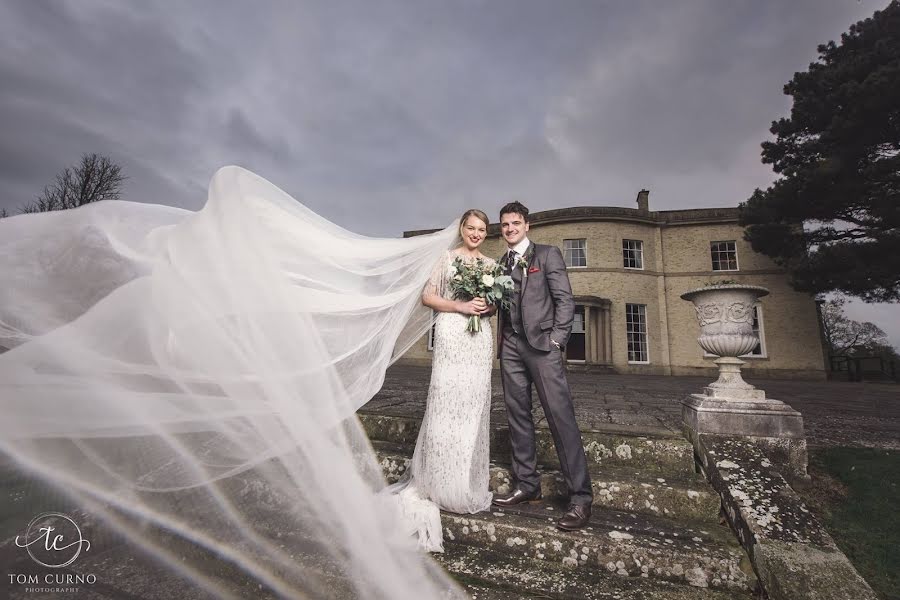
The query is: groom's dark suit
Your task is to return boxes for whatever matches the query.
[498,242,592,506]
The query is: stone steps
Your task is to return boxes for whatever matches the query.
[361,410,759,597]
[374,440,721,524]
[207,466,751,594]
[220,465,751,594]
[438,499,754,593]
[115,476,751,597]
[360,412,698,478]
[491,426,698,479]
[170,466,752,595]
[1,450,754,600]
[31,496,747,600]
[2,403,754,600]
[438,544,755,600]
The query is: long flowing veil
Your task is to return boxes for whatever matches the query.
[0,166,465,598]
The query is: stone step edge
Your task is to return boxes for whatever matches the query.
[438,505,755,592]
[372,439,705,486]
[358,412,692,443]
[487,467,720,524]
[360,413,699,476]
[470,499,742,553]
[437,543,756,600]
[374,443,721,523]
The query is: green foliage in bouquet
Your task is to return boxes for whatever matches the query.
[448,256,514,333]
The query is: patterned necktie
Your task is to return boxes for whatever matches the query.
[505,250,517,272]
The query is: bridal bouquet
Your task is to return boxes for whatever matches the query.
[448,256,514,333]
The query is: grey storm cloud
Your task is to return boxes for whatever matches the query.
[1,0,897,344]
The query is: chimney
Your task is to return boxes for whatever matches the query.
[636,189,650,212]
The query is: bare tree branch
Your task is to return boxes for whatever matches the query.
[20,153,125,214]
[821,296,889,355]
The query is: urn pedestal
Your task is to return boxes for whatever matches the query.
[680,285,807,479]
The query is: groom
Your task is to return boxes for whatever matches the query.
[492,201,593,530]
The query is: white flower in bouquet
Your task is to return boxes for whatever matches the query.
[481,274,495,287]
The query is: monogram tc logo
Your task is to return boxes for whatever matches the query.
[14,512,91,568]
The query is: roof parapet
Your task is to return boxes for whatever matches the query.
[403,205,740,238]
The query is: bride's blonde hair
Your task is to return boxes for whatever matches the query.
[458,209,489,237]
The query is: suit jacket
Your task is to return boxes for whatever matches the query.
[497,242,575,357]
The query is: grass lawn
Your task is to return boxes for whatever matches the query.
[798,447,899,600]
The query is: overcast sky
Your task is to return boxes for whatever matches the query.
[1,0,897,347]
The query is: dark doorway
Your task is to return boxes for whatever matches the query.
[566,306,586,361]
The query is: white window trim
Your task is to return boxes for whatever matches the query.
[746,305,767,359]
[711,240,740,272]
[623,239,644,271]
[571,306,586,335]
[703,306,767,359]
[625,303,650,364]
[566,307,587,364]
[563,239,588,269]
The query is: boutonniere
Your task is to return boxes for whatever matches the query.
[516,255,529,279]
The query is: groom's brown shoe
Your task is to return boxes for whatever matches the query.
[492,487,542,507]
[556,503,591,531]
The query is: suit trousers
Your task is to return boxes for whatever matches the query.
[500,328,592,505]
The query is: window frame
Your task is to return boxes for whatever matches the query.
[567,305,587,364]
[625,303,650,364]
[572,306,586,335]
[710,240,740,272]
[622,239,644,270]
[746,305,767,358]
[563,238,587,268]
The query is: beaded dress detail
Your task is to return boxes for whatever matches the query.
[387,251,494,552]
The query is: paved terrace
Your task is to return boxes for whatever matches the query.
[362,366,900,449]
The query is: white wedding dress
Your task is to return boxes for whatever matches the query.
[0,167,471,600]
[390,252,494,552]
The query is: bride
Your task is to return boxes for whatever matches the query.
[0,166,480,599]
[389,209,496,552]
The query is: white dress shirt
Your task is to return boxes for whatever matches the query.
[507,237,531,260]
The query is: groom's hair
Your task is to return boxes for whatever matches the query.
[500,201,530,223]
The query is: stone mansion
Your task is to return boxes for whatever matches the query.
[399,191,829,380]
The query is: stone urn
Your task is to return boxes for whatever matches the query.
[679,285,807,479]
[680,284,768,400]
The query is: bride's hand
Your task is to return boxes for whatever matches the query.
[458,298,488,315]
